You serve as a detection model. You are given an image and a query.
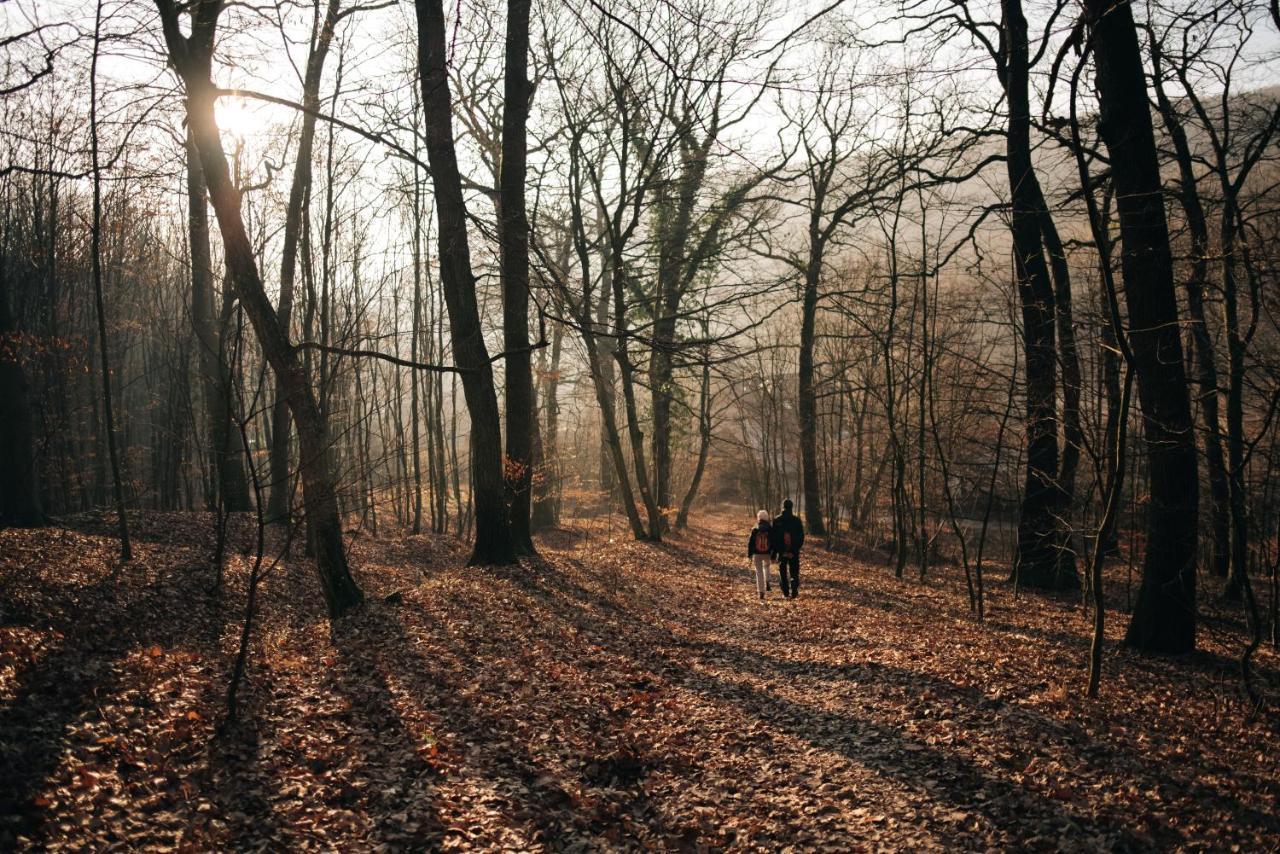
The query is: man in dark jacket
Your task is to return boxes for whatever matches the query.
[772,498,805,599]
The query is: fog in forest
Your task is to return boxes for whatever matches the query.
[2,0,1280,849]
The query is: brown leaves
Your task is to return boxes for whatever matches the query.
[1,513,1279,850]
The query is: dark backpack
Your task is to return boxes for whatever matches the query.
[754,529,770,553]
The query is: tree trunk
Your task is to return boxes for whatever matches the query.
[1098,278,1124,557]
[187,132,251,513]
[917,198,931,580]
[1003,0,1075,590]
[1149,52,1231,581]
[433,308,449,532]
[90,2,131,561]
[1084,0,1199,653]
[532,321,563,529]
[500,0,537,555]
[410,217,424,534]
[798,255,827,536]
[0,257,43,526]
[414,0,516,565]
[268,0,341,524]
[595,266,616,498]
[156,0,363,618]
[581,319,647,539]
[650,309,677,530]
[675,347,713,529]
[883,203,909,578]
[612,261,663,539]
[649,134,714,533]
[1039,209,1082,546]
[1221,206,1248,602]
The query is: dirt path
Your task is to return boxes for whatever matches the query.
[1,512,1278,850]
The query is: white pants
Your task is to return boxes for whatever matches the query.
[751,554,772,596]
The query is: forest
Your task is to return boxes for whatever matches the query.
[1,0,1279,848]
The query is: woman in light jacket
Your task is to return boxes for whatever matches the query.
[746,510,775,601]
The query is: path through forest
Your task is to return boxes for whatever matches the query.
[1,512,1277,850]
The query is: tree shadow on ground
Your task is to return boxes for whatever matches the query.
[490,561,1111,845]
[0,563,231,847]
[201,684,291,847]
[324,607,444,847]
[509,542,1280,849]
[330,597,691,847]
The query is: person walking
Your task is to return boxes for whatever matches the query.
[746,510,774,601]
[773,499,805,599]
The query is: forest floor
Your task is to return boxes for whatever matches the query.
[1,509,1278,852]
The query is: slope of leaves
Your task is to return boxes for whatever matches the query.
[1,510,1277,850]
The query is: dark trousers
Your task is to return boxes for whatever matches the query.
[777,553,800,597]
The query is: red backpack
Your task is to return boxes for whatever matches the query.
[754,529,770,553]
[781,531,793,552]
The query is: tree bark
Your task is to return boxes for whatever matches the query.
[675,345,713,529]
[798,254,827,536]
[882,199,909,578]
[649,136,712,532]
[0,256,43,526]
[410,209,424,534]
[612,261,663,539]
[186,131,251,513]
[566,213,644,536]
[432,295,449,532]
[1002,0,1076,589]
[1098,274,1124,557]
[1039,210,1082,540]
[1084,0,1199,653]
[90,1,131,561]
[1220,195,1249,602]
[156,0,363,618]
[500,0,537,555]
[531,321,563,529]
[1149,49,1231,581]
[414,0,516,565]
[581,319,647,539]
[595,263,617,498]
[267,0,341,524]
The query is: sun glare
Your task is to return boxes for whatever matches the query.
[214,97,260,143]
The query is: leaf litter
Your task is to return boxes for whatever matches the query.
[0,510,1277,851]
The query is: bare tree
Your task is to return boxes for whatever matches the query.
[155,0,364,617]
[266,0,347,524]
[89,0,130,561]
[0,203,43,526]
[186,128,251,514]
[500,0,538,555]
[413,0,516,564]
[1081,0,1200,653]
